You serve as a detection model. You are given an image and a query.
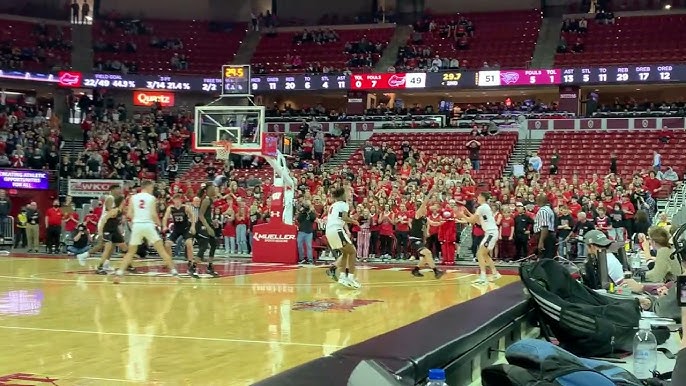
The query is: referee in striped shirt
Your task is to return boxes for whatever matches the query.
[534,194,556,259]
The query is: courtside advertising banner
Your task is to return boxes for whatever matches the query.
[67,179,124,198]
[0,169,49,189]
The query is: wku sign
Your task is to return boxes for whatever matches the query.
[67,179,124,198]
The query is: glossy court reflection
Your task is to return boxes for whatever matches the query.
[0,257,519,385]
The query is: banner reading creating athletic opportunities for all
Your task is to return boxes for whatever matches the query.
[0,169,50,190]
[67,179,124,198]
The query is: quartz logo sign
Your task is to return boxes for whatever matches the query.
[133,91,175,107]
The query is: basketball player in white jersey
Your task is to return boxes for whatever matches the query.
[324,187,360,289]
[458,192,501,284]
[92,185,122,254]
[113,180,178,283]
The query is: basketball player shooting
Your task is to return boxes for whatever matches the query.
[457,192,501,285]
[162,193,198,278]
[324,187,361,289]
[113,181,178,283]
[409,194,445,279]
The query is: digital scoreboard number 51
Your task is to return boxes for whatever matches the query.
[478,70,501,87]
[404,73,426,88]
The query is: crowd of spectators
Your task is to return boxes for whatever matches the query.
[557,3,615,55]
[0,21,72,71]
[0,102,62,170]
[60,104,193,182]
[256,30,384,74]
[394,14,475,72]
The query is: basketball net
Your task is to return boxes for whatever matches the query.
[212,140,233,161]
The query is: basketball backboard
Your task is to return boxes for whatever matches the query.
[192,105,265,154]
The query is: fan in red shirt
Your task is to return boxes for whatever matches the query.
[643,171,662,196]
[45,199,63,254]
[499,207,515,261]
[64,211,80,232]
[438,204,457,265]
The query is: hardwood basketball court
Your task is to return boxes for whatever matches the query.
[0,256,518,385]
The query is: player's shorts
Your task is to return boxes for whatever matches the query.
[194,223,214,239]
[409,237,427,254]
[130,222,161,245]
[169,228,192,242]
[480,231,498,251]
[102,229,125,244]
[325,228,351,250]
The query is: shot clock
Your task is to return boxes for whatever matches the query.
[221,64,251,96]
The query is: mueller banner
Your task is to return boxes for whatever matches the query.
[251,184,298,264]
[133,91,175,107]
[0,169,49,190]
[67,178,124,198]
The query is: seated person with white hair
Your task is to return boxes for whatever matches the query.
[624,226,683,293]
[583,230,625,285]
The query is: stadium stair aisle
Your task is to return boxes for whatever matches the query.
[504,139,543,177]
[374,25,412,72]
[70,23,93,71]
[233,30,262,65]
[530,16,562,68]
[322,139,366,172]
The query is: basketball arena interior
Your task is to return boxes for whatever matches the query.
[0,0,684,385]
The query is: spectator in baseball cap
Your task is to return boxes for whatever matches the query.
[583,229,625,286]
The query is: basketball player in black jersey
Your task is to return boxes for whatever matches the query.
[195,183,219,277]
[96,195,129,275]
[409,195,445,279]
[162,193,197,277]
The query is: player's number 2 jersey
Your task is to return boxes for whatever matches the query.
[326,201,349,230]
[131,192,156,224]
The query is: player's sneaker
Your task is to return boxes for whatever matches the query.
[206,264,220,278]
[347,274,362,289]
[472,275,488,285]
[337,273,354,288]
[411,267,424,277]
[76,251,89,266]
[490,273,502,282]
[434,268,445,279]
[126,265,137,273]
[188,262,200,279]
[326,265,337,281]
[95,265,108,275]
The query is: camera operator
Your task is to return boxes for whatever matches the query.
[67,222,91,266]
[296,200,316,264]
